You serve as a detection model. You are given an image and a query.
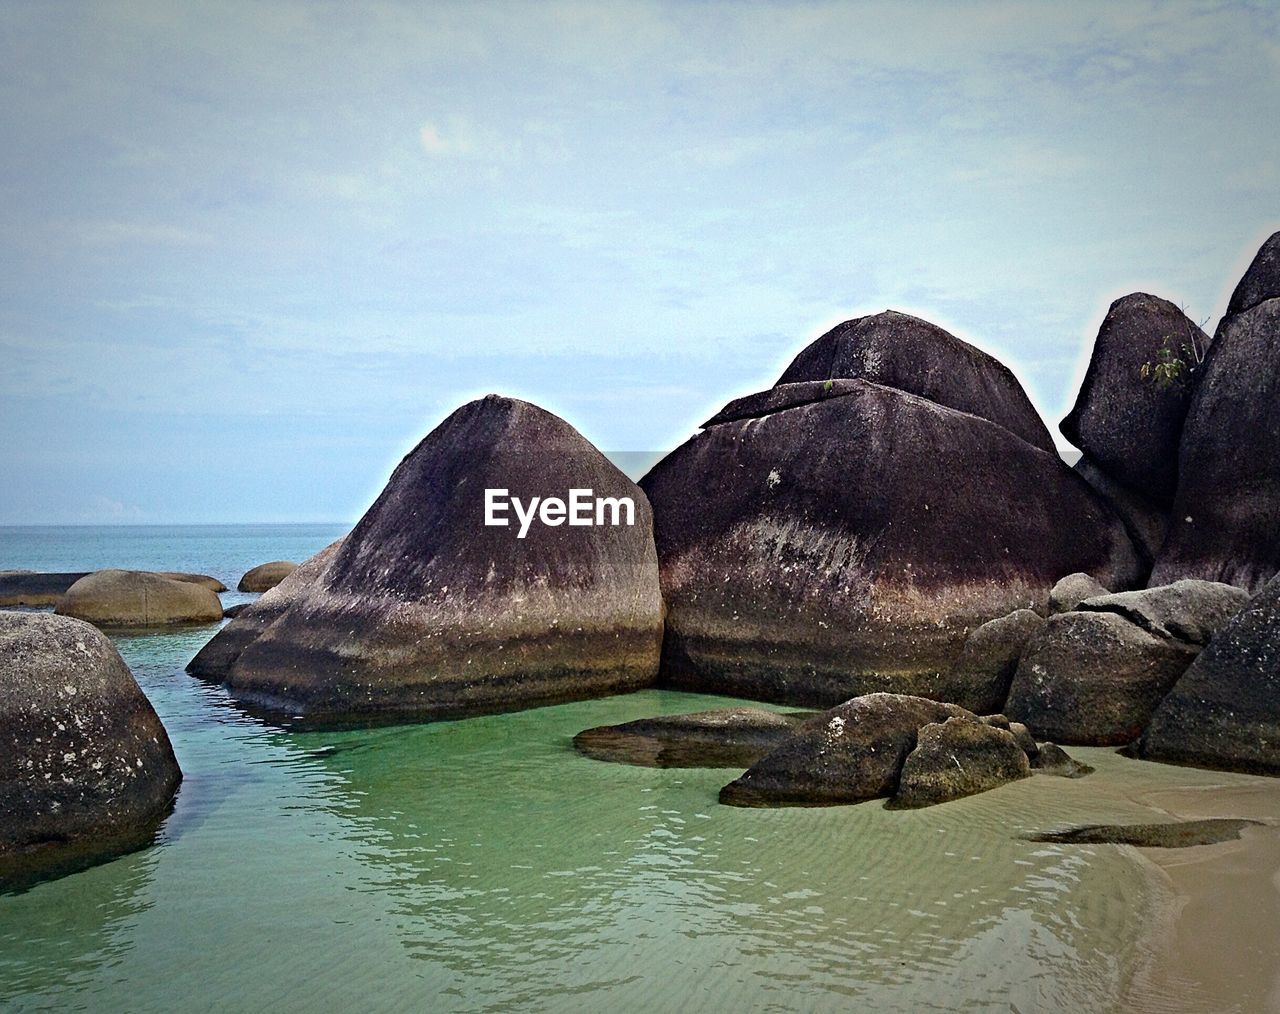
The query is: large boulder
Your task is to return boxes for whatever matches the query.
[641,379,1141,708]
[0,572,89,607]
[1139,574,1280,773]
[237,561,297,593]
[890,716,1030,808]
[1077,579,1249,645]
[1060,293,1208,503]
[1152,232,1280,592]
[56,570,223,627]
[199,396,664,724]
[1005,611,1198,745]
[1074,455,1169,568]
[774,310,1056,451]
[719,693,974,807]
[943,609,1045,714]
[0,612,181,883]
[573,707,811,768]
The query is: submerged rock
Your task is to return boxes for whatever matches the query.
[201,396,664,724]
[1031,742,1094,778]
[0,612,181,886]
[1028,818,1261,848]
[1078,579,1249,645]
[1152,232,1280,592]
[946,609,1046,713]
[890,717,1030,808]
[0,572,89,607]
[774,310,1056,451]
[1060,293,1208,503]
[1049,573,1109,614]
[642,379,1140,709]
[573,708,812,768]
[237,561,297,593]
[719,693,974,807]
[1140,574,1280,773]
[1005,611,1198,745]
[56,570,223,628]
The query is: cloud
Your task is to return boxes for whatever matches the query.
[419,121,475,157]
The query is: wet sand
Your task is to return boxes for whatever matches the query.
[1123,777,1280,1012]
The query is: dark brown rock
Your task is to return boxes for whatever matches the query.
[1028,819,1260,848]
[0,612,181,886]
[642,380,1141,708]
[237,561,297,593]
[1078,579,1249,645]
[573,708,812,768]
[945,609,1046,713]
[1060,293,1208,503]
[775,310,1056,451]
[1223,230,1280,319]
[719,693,973,807]
[1005,611,1198,745]
[701,380,866,428]
[206,396,664,725]
[1030,742,1093,778]
[56,570,223,628]
[1049,572,1109,614]
[890,716,1030,808]
[1074,455,1169,569]
[1139,574,1280,773]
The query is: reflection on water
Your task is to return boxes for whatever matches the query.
[0,622,1245,1011]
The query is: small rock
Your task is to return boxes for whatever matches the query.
[890,717,1031,809]
[1031,742,1093,778]
[1049,573,1109,614]
[237,561,298,593]
[573,708,813,768]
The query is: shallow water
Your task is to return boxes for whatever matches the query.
[0,526,1256,1011]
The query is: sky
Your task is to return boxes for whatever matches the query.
[2,0,1278,524]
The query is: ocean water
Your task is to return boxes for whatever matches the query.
[0,525,1241,1011]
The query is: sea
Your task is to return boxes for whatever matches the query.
[0,523,1227,1012]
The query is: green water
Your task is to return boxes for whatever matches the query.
[0,619,1221,1012]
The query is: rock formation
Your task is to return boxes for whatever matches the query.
[56,570,223,627]
[0,612,181,885]
[890,716,1030,808]
[237,561,297,593]
[192,396,664,725]
[942,609,1045,713]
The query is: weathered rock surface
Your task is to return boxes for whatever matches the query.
[237,561,297,593]
[188,540,344,681]
[573,708,812,768]
[1078,579,1249,645]
[1005,611,1198,745]
[1152,233,1280,592]
[945,609,1046,713]
[890,716,1030,808]
[1031,742,1094,778]
[1074,456,1169,568]
[0,572,89,607]
[0,612,181,884]
[1060,293,1208,503]
[643,380,1141,708]
[56,570,223,628]
[701,380,865,428]
[719,694,974,807]
[1049,572,1109,614]
[1140,574,1280,773]
[774,310,1056,451]
[200,396,664,724]
[157,572,227,593]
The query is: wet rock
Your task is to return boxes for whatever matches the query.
[719,693,973,807]
[1074,455,1169,569]
[205,396,664,725]
[1139,574,1280,773]
[1031,742,1094,778]
[1005,611,1198,745]
[1028,818,1261,848]
[890,717,1030,808]
[1152,233,1280,592]
[573,707,812,768]
[1078,579,1249,645]
[1049,572,1109,614]
[0,612,181,886]
[56,570,223,628]
[237,561,297,593]
[774,310,1056,451]
[0,572,90,608]
[642,380,1141,708]
[1060,293,1208,503]
[946,610,1046,713]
